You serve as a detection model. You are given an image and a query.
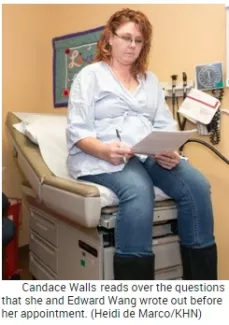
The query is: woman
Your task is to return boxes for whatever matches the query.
[66,8,217,280]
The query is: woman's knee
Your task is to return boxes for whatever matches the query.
[120,177,154,205]
[116,172,155,230]
[176,162,211,200]
[188,169,211,197]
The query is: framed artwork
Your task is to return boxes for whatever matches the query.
[52,26,104,107]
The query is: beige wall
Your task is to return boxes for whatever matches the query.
[2,4,229,278]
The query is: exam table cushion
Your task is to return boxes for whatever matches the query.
[7,112,171,207]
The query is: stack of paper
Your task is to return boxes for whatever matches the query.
[132,129,197,155]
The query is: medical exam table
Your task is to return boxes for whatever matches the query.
[6,112,182,280]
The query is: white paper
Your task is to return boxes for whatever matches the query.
[13,122,26,133]
[132,129,197,155]
[31,118,70,179]
[178,88,220,125]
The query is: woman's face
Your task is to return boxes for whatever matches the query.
[109,22,144,66]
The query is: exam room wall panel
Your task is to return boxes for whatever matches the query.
[2,4,229,278]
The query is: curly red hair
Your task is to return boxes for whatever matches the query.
[95,8,153,79]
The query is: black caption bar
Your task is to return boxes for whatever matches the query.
[0,281,20,296]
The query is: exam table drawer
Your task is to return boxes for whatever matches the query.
[155,265,183,280]
[30,209,58,247]
[153,235,181,270]
[29,252,57,280]
[30,231,58,273]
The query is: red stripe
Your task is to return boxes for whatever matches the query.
[186,95,218,109]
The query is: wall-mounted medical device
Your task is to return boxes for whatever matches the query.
[195,62,224,91]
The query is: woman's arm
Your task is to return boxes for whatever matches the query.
[66,67,97,155]
[77,137,133,165]
[76,137,107,160]
[66,67,132,165]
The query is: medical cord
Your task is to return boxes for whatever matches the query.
[171,75,178,118]
[209,109,221,145]
[180,138,229,165]
[181,72,188,130]
[207,88,224,145]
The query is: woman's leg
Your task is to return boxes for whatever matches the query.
[143,157,217,280]
[79,157,155,280]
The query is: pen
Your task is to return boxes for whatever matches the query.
[116,129,127,163]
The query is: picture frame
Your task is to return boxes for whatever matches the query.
[52,26,104,107]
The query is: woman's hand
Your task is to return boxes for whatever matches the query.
[153,151,180,170]
[102,141,135,165]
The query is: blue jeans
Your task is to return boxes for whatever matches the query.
[80,156,215,256]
